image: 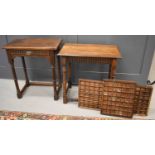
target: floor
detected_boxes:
[0,79,155,119]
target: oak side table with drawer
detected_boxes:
[58,43,122,103]
[3,38,63,100]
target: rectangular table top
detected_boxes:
[3,38,62,51]
[58,43,122,58]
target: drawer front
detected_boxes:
[10,50,50,57]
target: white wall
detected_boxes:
[148,50,155,82]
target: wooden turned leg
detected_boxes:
[62,57,67,103]
[21,57,29,85]
[50,54,58,100]
[109,59,117,79]
[68,62,72,88]
[57,56,61,87]
[9,59,22,98]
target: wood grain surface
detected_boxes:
[3,38,62,51]
[58,43,122,58]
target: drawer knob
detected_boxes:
[26,51,32,55]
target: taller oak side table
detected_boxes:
[3,38,63,100]
[58,43,122,103]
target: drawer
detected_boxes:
[10,50,50,57]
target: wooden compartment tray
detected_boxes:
[79,79,103,109]
[100,80,136,118]
[78,79,153,118]
[134,85,153,116]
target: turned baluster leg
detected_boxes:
[57,55,61,87]
[109,59,117,79]
[50,53,58,100]
[21,57,29,85]
[62,57,67,103]
[68,62,72,88]
[9,58,22,98]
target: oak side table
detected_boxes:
[3,38,63,100]
[58,43,122,103]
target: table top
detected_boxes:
[58,43,122,58]
[3,38,62,51]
